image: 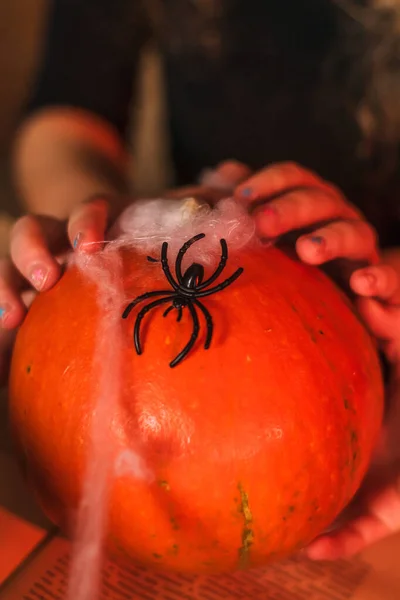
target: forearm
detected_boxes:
[12,107,131,220]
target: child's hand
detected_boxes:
[232,160,400,361]
[233,160,400,353]
[304,252,400,561]
[232,160,400,559]
[0,196,110,386]
[0,196,110,326]
[234,160,379,267]
[0,161,250,388]
[303,262,400,560]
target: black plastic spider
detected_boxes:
[122,233,244,368]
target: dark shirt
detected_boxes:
[27,0,400,246]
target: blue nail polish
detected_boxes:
[241,187,253,198]
[310,235,324,245]
[73,233,82,249]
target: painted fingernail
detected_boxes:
[73,232,83,250]
[240,187,254,198]
[30,265,49,290]
[0,305,10,326]
[310,235,325,245]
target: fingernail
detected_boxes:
[0,304,10,326]
[30,265,49,290]
[310,235,325,245]
[73,232,83,250]
[240,187,254,198]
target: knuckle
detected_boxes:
[321,183,360,218]
[81,194,110,212]
[290,192,315,217]
[261,161,304,184]
[279,161,323,184]
[359,220,379,249]
[278,161,303,177]
[69,196,110,229]
[10,214,37,238]
[287,188,324,218]
[322,185,349,211]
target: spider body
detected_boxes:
[180,263,204,291]
[122,233,244,368]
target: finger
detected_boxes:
[253,188,359,240]
[67,196,109,254]
[296,220,379,266]
[351,264,400,304]
[356,297,400,341]
[0,259,27,329]
[199,160,252,191]
[163,185,230,205]
[10,216,63,292]
[304,513,391,560]
[304,481,400,560]
[235,161,331,205]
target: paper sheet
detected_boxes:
[1,522,400,599]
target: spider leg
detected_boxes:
[196,267,244,298]
[193,299,213,349]
[175,233,206,284]
[197,238,228,290]
[147,256,158,263]
[161,241,180,290]
[163,305,174,318]
[163,304,184,322]
[169,301,200,368]
[122,291,173,319]
[134,296,173,355]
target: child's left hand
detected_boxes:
[219,159,400,560]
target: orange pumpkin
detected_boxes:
[9,242,384,574]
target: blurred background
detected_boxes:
[0,0,47,255]
[0,0,171,258]
[0,1,46,529]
